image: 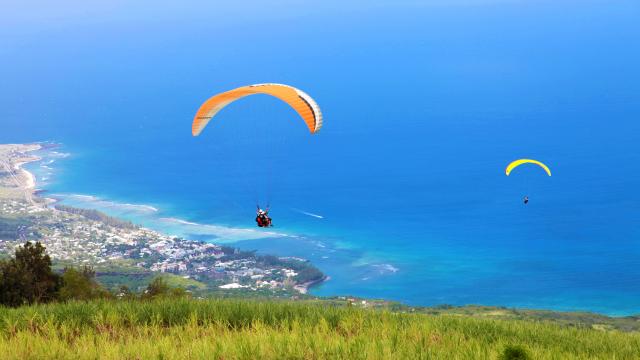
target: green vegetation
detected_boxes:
[0,216,38,240]
[158,273,208,290]
[259,254,325,284]
[1,239,640,358]
[414,304,640,332]
[217,249,325,285]
[79,263,155,294]
[499,344,531,360]
[2,192,639,357]
[0,242,60,306]
[58,266,111,301]
[0,242,193,307]
[54,204,137,229]
[0,217,23,240]
[0,298,638,359]
[140,277,190,299]
[1,202,326,297]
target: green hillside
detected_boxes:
[0,299,638,359]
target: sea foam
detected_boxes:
[52,192,287,243]
[55,193,159,213]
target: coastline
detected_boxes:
[0,143,42,204]
[4,143,635,316]
[15,161,37,190]
[9,144,41,187]
[294,276,330,294]
[1,142,327,294]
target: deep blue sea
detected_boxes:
[2,1,640,315]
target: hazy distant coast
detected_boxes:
[0,143,41,201]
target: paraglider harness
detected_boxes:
[256,206,272,227]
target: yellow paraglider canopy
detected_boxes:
[505,159,551,176]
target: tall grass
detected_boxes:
[0,299,638,359]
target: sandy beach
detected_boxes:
[15,161,37,189]
[0,144,42,202]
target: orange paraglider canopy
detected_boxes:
[192,83,322,136]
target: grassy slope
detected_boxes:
[0,299,638,359]
[418,305,640,333]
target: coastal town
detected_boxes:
[0,144,324,295]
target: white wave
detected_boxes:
[62,194,98,201]
[55,193,159,213]
[159,217,199,226]
[372,263,400,274]
[122,203,159,212]
[292,208,324,219]
[53,194,289,242]
[50,151,70,158]
[158,217,288,242]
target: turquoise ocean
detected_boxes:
[2,1,640,314]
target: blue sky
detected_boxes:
[5,1,629,31]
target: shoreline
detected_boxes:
[8,144,41,188]
[294,276,330,294]
[15,161,37,190]
[4,143,636,316]
[3,142,327,295]
[0,143,42,204]
[14,144,60,207]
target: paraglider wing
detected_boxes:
[192,83,322,136]
[505,159,552,176]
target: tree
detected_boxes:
[142,277,189,299]
[116,285,134,299]
[0,260,29,306]
[58,265,111,301]
[143,277,170,299]
[0,242,61,307]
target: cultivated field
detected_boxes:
[0,299,638,359]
